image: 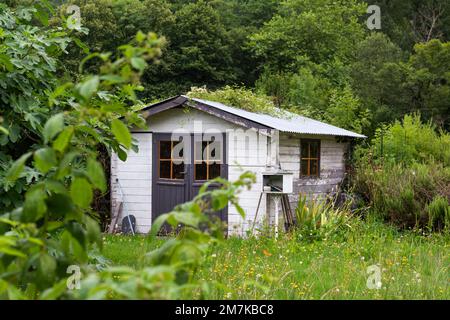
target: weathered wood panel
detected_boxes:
[279,133,349,213]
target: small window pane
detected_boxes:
[301,159,309,176]
[310,160,319,176]
[301,143,309,158]
[159,160,171,179]
[209,163,221,179]
[194,141,206,161]
[195,162,207,180]
[310,142,319,158]
[173,163,185,179]
[160,141,171,159]
[209,141,222,162]
[172,141,184,160]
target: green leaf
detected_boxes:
[70,178,93,209]
[49,82,72,107]
[7,285,26,300]
[43,113,64,143]
[86,158,106,192]
[46,193,76,219]
[56,151,79,179]
[131,57,147,72]
[72,36,89,54]
[211,190,229,210]
[135,30,146,43]
[34,148,57,174]
[100,75,126,84]
[6,152,32,182]
[149,214,168,237]
[61,230,85,260]
[0,125,8,135]
[39,253,56,277]
[0,54,14,72]
[53,126,74,152]
[77,76,99,100]
[40,280,67,300]
[33,3,49,26]
[168,211,200,228]
[234,202,246,218]
[23,186,47,222]
[46,221,64,232]
[0,246,26,258]
[111,119,131,149]
[117,147,128,161]
[85,215,101,247]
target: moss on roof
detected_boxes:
[186,86,292,118]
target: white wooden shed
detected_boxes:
[110,95,365,235]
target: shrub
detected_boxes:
[357,114,450,166]
[427,196,450,232]
[353,161,450,230]
[294,194,355,241]
[353,114,450,231]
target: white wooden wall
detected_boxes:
[111,133,152,233]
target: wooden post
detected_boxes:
[273,195,280,240]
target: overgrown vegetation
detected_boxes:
[294,194,355,241]
[46,0,450,134]
[187,86,291,118]
[354,115,450,231]
[102,221,449,299]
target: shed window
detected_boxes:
[194,140,222,181]
[300,140,320,177]
[159,140,184,180]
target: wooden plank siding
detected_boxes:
[279,132,349,212]
[111,133,152,233]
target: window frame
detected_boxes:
[300,139,321,178]
[158,140,185,181]
[194,140,222,182]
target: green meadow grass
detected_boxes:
[102,220,449,299]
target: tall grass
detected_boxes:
[102,221,449,299]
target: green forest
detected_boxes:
[0,0,449,300]
[55,0,450,135]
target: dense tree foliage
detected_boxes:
[46,0,450,133]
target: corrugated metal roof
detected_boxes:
[186,96,366,138]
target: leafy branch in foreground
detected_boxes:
[0,2,165,298]
[0,2,256,300]
[69,172,255,300]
